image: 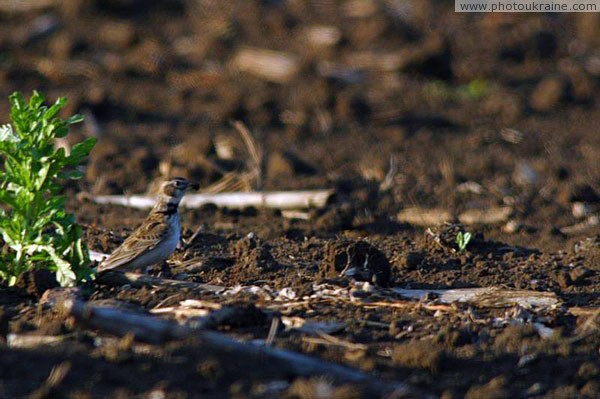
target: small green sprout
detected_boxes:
[0,91,96,287]
[455,231,472,252]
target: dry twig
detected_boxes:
[85,190,334,210]
[57,298,425,397]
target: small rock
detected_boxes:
[465,376,509,399]
[40,287,80,308]
[15,269,59,298]
[502,220,521,234]
[557,270,572,289]
[513,161,539,186]
[388,320,406,336]
[569,267,590,285]
[232,47,300,84]
[391,340,445,373]
[572,202,592,218]
[580,381,600,398]
[570,184,600,203]
[314,204,355,232]
[530,76,566,112]
[577,362,599,379]
[304,25,342,48]
[395,252,423,271]
[267,151,294,180]
[98,21,136,50]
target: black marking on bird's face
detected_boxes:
[161,178,199,198]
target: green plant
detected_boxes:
[0,91,96,286]
[455,231,472,252]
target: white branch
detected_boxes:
[85,190,333,210]
[392,287,560,309]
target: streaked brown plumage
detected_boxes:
[97,177,199,272]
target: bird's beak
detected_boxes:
[186,181,200,191]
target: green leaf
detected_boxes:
[0,91,95,286]
[25,244,76,287]
[28,91,45,109]
[66,114,84,125]
[35,162,52,190]
[43,98,66,120]
[58,170,84,180]
[66,137,97,165]
[54,125,68,138]
[0,124,18,143]
[9,92,25,112]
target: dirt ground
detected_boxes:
[1,1,600,398]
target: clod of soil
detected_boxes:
[233,234,279,274]
[529,76,566,112]
[313,203,356,232]
[464,376,510,399]
[320,240,391,286]
[393,251,425,271]
[391,340,445,373]
[284,378,363,399]
[15,269,59,298]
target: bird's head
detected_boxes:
[160,177,200,205]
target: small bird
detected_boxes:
[97,177,199,273]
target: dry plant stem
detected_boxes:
[232,47,300,83]
[29,361,71,399]
[398,208,452,226]
[398,206,512,226]
[96,271,224,293]
[184,224,204,248]
[560,215,599,235]
[392,287,560,309]
[186,306,254,329]
[85,190,333,210]
[59,298,190,344]
[568,307,600,316]
[265,317,279,346]
[96,270,560,311]
[58,298,425,398]
[7,333,67,348]
[0,0,55,13]
[359,301,454,312]
[308,331,368,351]
[231,120,263,186]
[203,120,263,193]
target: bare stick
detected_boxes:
[232,47,300,84]
[84,190,333,210]
[57,298,428,398]
[560,215,599,235]
[398,207,513,226]
[60,298,190,344]
[391,287,560,309]
[458,206,512,225]
[0,0,55,13]
[29,361,71,399]
[186,306,256,330]
[96,271,225,293]
[398,208,452,226]
[7,334,68,349]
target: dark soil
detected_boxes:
[1,2,600,398]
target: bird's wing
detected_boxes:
[97,216,170,272]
